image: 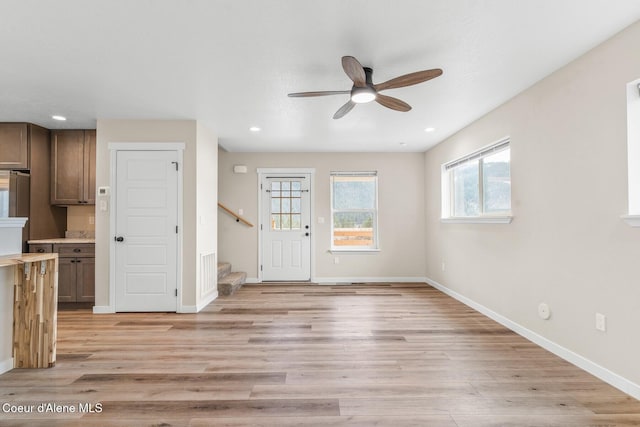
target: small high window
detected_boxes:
[330,172,378,250]
[442,138,511,222]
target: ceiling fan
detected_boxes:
[288,56,443,119]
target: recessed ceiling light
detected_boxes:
[249,126,261,132]
[424,127,435,132]
[52,115,67,121]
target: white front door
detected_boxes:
[261,173,311,281]
[114,150,178,312]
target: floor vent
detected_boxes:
[200,252,217,296]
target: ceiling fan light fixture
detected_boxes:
[350,87,376,103]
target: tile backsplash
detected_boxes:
[66,205,95,235]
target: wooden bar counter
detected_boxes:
[0,253,58,368]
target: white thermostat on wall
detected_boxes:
[98,186,110,196]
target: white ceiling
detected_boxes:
[1,1,639,152]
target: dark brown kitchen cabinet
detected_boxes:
[31,242,95,303]
[0,123,67,243]
[0,123,29,169]
[51,130,96,205]
[57,256,95,302]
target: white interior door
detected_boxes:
[261,174,311,281]
[114,150,178,312]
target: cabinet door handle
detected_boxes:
[73,248,81,253]
[37,248,45,253]
[76,259,82,263]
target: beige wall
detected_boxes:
[95,120,216,311]
[218,151,426,281]
[424,21,640,386]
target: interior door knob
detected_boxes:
[115,236,125,242]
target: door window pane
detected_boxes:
[271,214,281,230]
[270,180,303,230]
[271,198,280,214]
[291,214,301,229]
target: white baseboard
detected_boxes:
[426,276,640,400]
[0,357,13,374]
[92,305,114,314]
[315,276,428,284]
[194,291,218,312]
[249,277,427,284]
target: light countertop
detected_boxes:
[28,238,95,244]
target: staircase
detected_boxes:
[217,262,247,296]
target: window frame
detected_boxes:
[441,137,513,224]
[623,78,640,227]
[330,171,380,251]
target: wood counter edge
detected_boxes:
[0,253,58,268]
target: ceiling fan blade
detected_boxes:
[374,68,443,92]
[333,101,356,119]
[288,90,350,97]
[342,56,367,87]
[375,94,411,112]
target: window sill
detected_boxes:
[329,248,381,253]
[441,216,513,224]
[621,215,640,227]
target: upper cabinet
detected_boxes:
[0,123,67,240]
[51,130,96,205]
[0,123,29,169]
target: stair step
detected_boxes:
[217,262,231,281]
[218,271,247,296]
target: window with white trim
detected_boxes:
[442,139,511,220]
[330,172,378,250]
[623,78,640,227]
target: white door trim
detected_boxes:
[257,168,315,283]
[108,142,185,312]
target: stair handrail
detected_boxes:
[218,202,254,227]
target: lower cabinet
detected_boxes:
[58,256,95,302]
[29,242,95,303]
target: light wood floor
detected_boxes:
[1,283,639,426]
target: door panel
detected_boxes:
[57,257,76,302]
[262,174,311,281]
[115,150,178,312]
[76,257,95,302]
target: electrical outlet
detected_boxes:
[89,216,95,225]
[334,257,339,265]
[595,313,606,332]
